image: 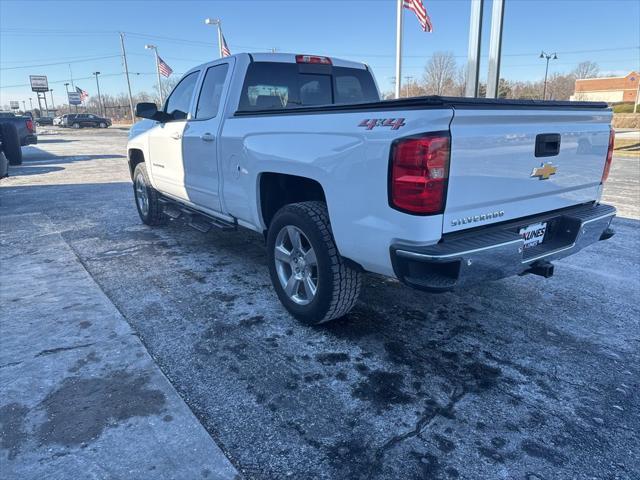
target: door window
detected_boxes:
[195,64,229,119]
[165,71,200,120]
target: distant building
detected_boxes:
[571,71,639,103]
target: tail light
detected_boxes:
[295,55,332,65]
[390,132,451,215]
[602,128,615,183]
[26,119,34,132]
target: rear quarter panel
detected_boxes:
[220,108,453,276]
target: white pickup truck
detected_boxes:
[128,53,616,325]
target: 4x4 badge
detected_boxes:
[531,162,557,180]
[358,118,406,130]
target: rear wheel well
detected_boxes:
[128,149,144,179]
[260,173,326,229]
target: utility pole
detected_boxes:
[93,71,103,116]
[539,51,558,100]
[145,44,164,105]
[486,0,505,98]
[22,101,26,111]
[49,89,55,112]
[465,0,484,97]
[394,0,403,99]
[634,77,640,114]
[120,32,136,124]
[29,98,33,110]
[403,76,413,98]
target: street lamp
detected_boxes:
[145,44,164,106]
[204,18,224,59]
[93,72,104,117]
[539,51,558,100]
[29,98,33,110]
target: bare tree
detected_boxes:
[423,52,458,95]
[573,61,600,79]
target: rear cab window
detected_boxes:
[238,61,379,111]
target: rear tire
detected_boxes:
[99,122,107,128]
[267,201,361,325]
[133,162,165,226]
[0,123,22,166]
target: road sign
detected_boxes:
[9,101,19,110]
[29,75,49,92]
[68,92,82,105]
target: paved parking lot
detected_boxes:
[1,128,639,479]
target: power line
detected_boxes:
[0,55,122,71]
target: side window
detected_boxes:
[165,71,200,120]
[195,64,229,119]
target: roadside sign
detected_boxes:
[29,75,49,92]
[68,92,82,105]
[9,101,19,110]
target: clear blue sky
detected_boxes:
[1,0,639,107]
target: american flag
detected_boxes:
[221,34,231,57]
[75,86,89,101]
[157,56,173,77]
[403,0,433,32]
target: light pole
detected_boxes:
[539,51,558,100]
[29,98,33,110]
[145,44,164,105]
[49,89,55,112]
[93,72,104,117]
[22,101,26,111]
[204,18,224,58]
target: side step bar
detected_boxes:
[158,197,236,232]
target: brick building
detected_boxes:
[571,71,639,103]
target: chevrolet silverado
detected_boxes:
[127,53,616,325]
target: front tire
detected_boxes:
[99,122,107,128]
[72,123,80,129]
[267,201,361,325]
[133,163,165,226]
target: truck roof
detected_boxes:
[188,52,368,74]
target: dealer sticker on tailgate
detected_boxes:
[519,222,547,249]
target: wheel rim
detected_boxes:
[274,225,318,306]
[135,174,149,217]
[100,123,106,128]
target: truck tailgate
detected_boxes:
[444,107,612,233]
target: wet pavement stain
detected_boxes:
[0,403,29,460]
[37,370,166,447]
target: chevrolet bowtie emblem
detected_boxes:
[531,162,557,180]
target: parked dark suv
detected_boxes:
[62,113,112,129]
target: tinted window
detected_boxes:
[195,64,229,119]
[165,71,200,119]
[300,74,332,105]
[239,62,379,111]
[334,70,379,104]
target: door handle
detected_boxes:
[170,132,182,140]
[201,133,215,142]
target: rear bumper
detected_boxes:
[22,134,37,146]
[390,203,616,292]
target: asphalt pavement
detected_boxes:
[1,128,638,480]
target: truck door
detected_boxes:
[181,62,231,213]
[147,70,200,200]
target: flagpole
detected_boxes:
[395,0,403,99]
[217,22,224,59]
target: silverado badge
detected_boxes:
[530,162,557,180]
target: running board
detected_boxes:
[158,197,236,232]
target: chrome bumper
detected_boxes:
[390,203,616,292]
